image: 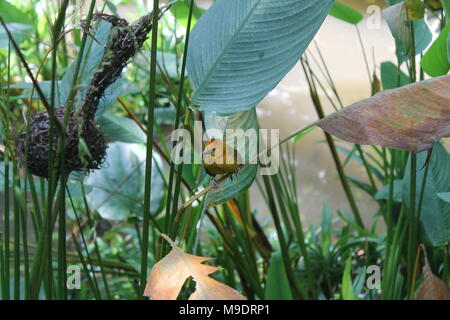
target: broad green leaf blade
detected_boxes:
[0,0,33,25]
[443,0,450,17]
[329,2,363,25]
[170,1,204,28]
[317,75,450,152]
[403,143,450,246]
[380,61,410,89]
[411,19,433,55]
[375,180,403,202]
[205,109,259,206]
[97,112,146,144]
[6,81,58,100]
[384,3,432,62]
[383,3,408,55]
[85,142,164,220]
[421,23,450,77]
[437,192,450,203]
[342,256,356,300]
[265,253,293,300]
[187,0,334,115]
[0,22,33,49]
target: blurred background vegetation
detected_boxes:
[0,0,449,300]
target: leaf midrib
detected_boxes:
[192,0,263,103]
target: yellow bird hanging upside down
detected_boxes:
[202,138,241,186]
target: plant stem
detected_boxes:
[161,0,195,256]
[79,184,112,299]
[406,153,417,297]
[262,175,304,299]
[140,0,160,296]
[2,145,10,301]
[300,60,365,229]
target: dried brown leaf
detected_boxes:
[416,248,450,300]
[143,234,246,300]
[425,0,443,10]
[317,75,450,152]
[405,0,425,20]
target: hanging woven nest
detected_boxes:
[17,106,107,178]
[17,9,168,178]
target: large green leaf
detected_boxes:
[97,112,146,144]
[6,81,57,100]
[0,0,34,50]
[443,0,450,17]
[403,143,450,247]
[187,0,334,115]
[265,253,293,300]
[437,192,450,203]
[421,22,450,77]
[0,22,33,49]
[85,142,164,220]
[380,61,410,90]
[329,1,363,25]
[204,109,259,206]
[317,75,450,152]
[169,0,205,28]
[383,2,432,62]
[375,180,403,202]
[0,0,33,25]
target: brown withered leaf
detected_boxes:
[405,0,425,20]
[425,0,443,10]
[143,234,246,300]
[317,75,450,152]
[416,246,450,300]
[371,71,381,96]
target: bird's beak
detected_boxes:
[203,149,212,156]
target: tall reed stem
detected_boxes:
[140,0,161,296]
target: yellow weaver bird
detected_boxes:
[202,138,241,184]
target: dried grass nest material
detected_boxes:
[17,9,168,178]
[17,106,107,178]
